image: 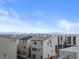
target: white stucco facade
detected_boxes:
[17,36,32,58]
[0,36,17,59]
[31,35,58,59]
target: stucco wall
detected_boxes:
[31,40,43,59]
[0,37,17,59]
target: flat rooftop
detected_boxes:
[31,35,51,41]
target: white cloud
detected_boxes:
[36,21,46,28]
[0,0,15,2]
[58,19,79,30]
[1,8,79,33]
[0,9,9,15]
[6,0,15,2]
[0,0,15,4]
[3,8,79,33]
[0,8,53,33]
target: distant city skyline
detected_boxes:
[0,0,79,33]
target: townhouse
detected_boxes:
[58,34,79,59]
[17,35,33,59]
[31,34,58,59]
[0,34,19,59]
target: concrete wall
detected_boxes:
[27,39,31,58]
[43,39,52,59]
[77,53,79,59]
[76,35,79,46]
[0,37,17,59]
[18,39,32,58]
[31,40,43,59]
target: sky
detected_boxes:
[0,0,79,33]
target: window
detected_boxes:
[73,36,76,44]
[58,36,59,40]
[23,46,26,49]
[59,36,63,44]
[41,56,43,59]
[17,50,20,54]
[48,55,49,58]
[32,48,37,51]
[4,53,7,57]
[60,37,63,41]
[55,45,58,54]
[50,40,52,44]
[32,54,35,59]
[55,45,59,57]
[67,36,71,44]
[41,42,43,45]
[34,41,37,44]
